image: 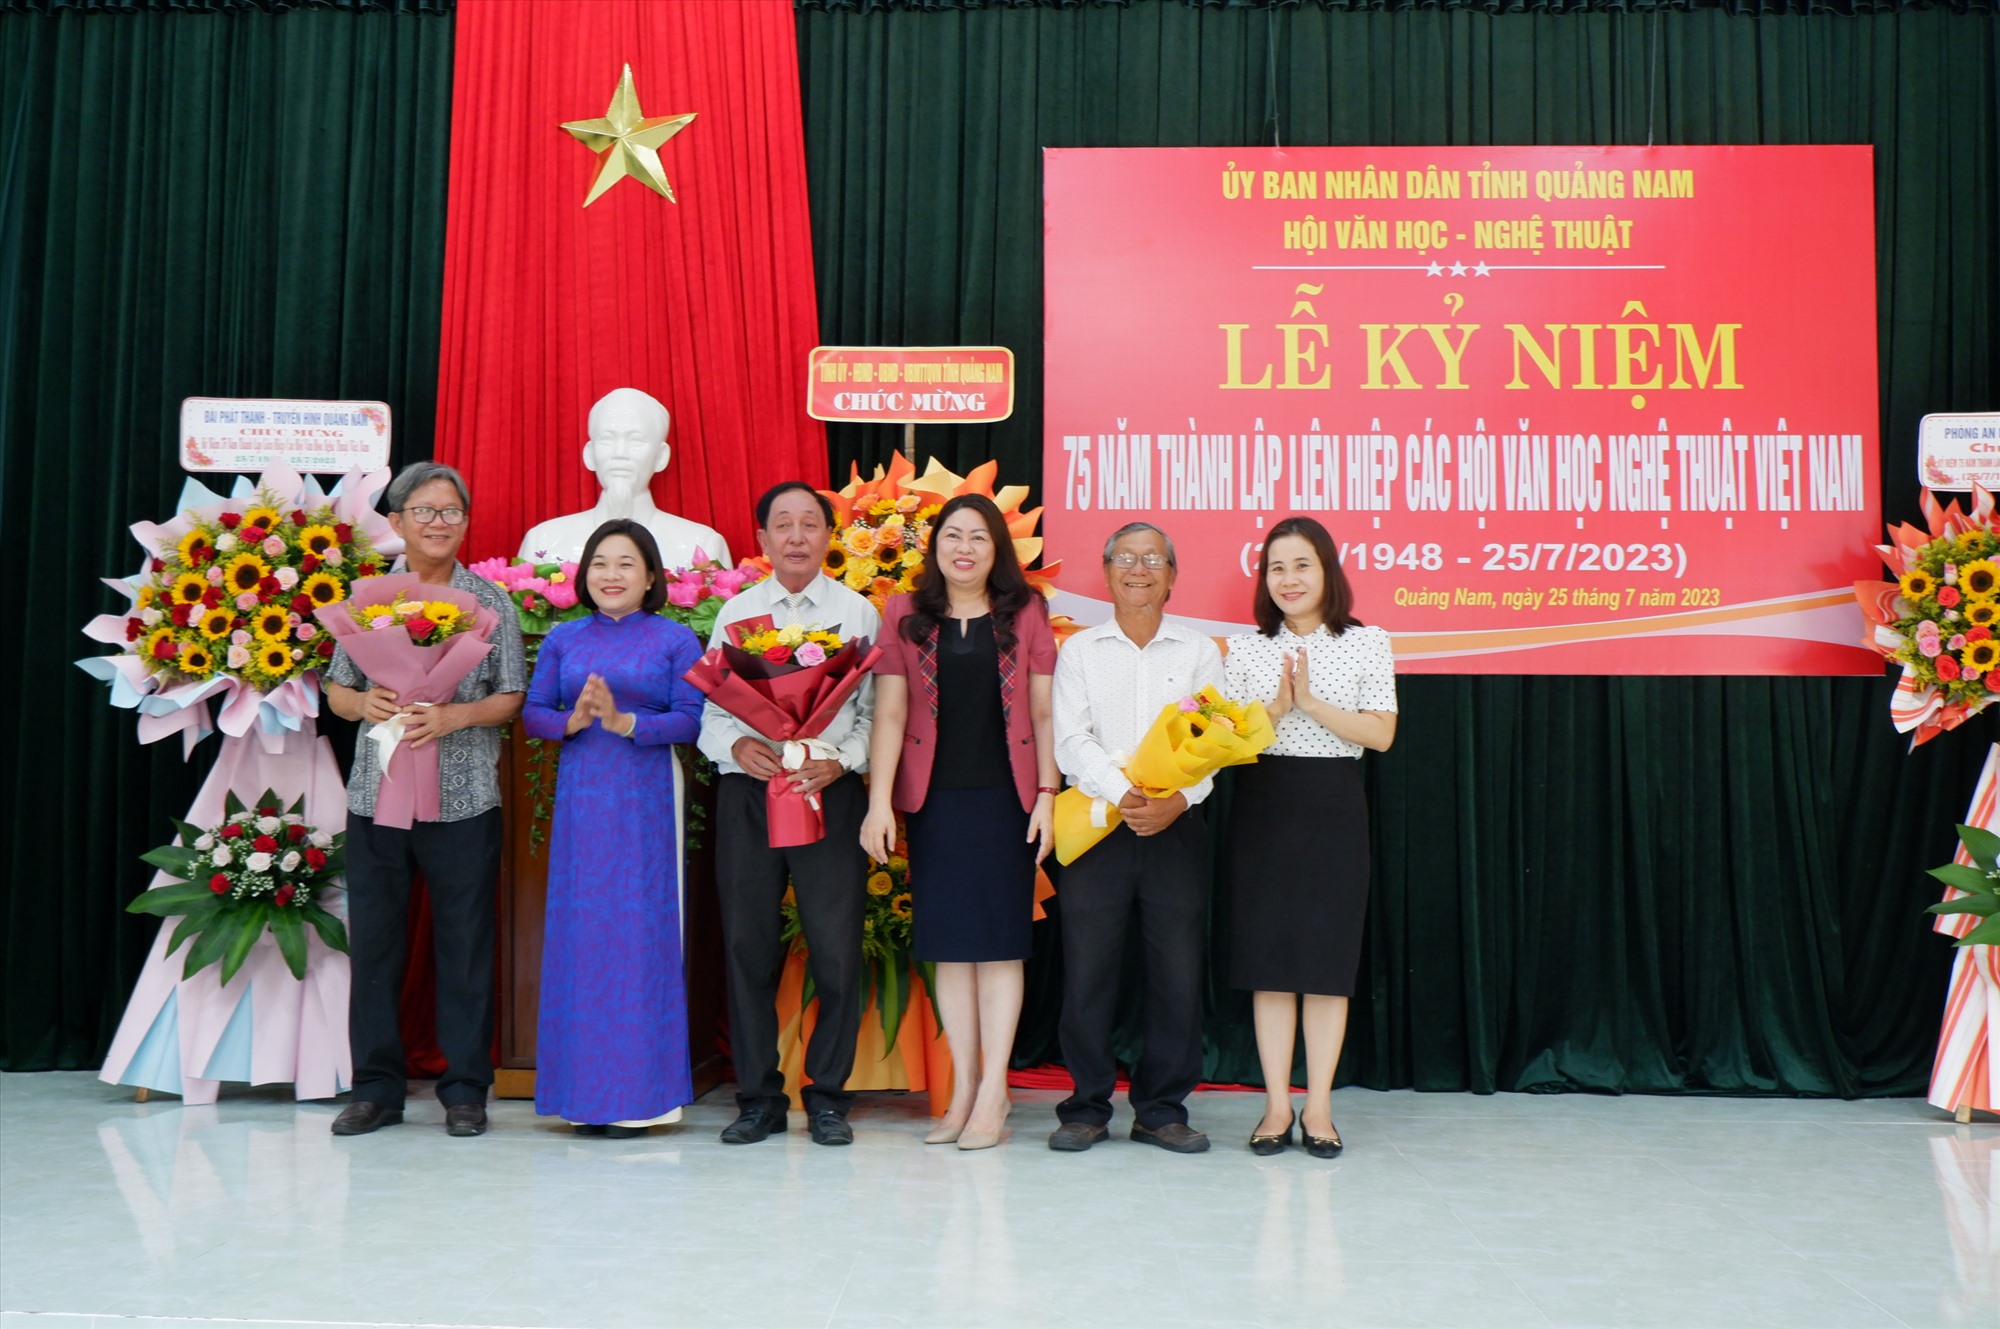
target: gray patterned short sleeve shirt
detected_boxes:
[324,563,528,823]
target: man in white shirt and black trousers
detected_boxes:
[1049,521,1226,1153]
[698,481,879,1146]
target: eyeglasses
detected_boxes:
[1108,552,1170,569]
[400,506,466,526]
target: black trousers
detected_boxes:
[1056,811,1209,1130]
[715,772,868,1116]
[343,809,501,1109]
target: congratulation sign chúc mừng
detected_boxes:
[807,347,1015,424]
[1918,413,2000,493]
[1042,147,1883,675]
[180,398,393,474]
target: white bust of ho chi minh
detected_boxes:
[517,387,732,569]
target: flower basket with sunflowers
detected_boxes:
[779,845,931,1049]
[1855,485,2000,746]
[79,467,400,752]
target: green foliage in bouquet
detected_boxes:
[129,789,349,983]
[1927,823,2000,948]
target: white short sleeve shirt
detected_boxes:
[1223,623,1398,759]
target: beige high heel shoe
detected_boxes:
[925,1119,966,1145]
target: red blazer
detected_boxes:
[875,594,1058,814]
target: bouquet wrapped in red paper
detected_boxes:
[684,614,882,847]
[314,572,498,828]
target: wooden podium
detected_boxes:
[491,728,728,1100]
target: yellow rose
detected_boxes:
[867,871,894,896]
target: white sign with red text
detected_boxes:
[179,398,392,473]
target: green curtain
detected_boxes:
[797,0,2000,1093]
[0,3,452,1069]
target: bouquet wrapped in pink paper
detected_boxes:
[684,614,881,847]
[314,573,498,828]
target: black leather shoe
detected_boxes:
[1132,1121,1211,1154]
[719,1108,787,1145]
[1249,1111,1296,1156]
[1047,1121,1110,1152]
[808,1110,853,1146]
[603,1124,646,1139]
[330,1101,403,1136]
[444,1103,488,1137]
[574,1124,607,1136]
[1303,1122,1344,1159]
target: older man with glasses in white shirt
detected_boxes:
[1048,522,1224,1154]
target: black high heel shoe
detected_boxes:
[1303,1119,1343,1159]
[1248,1110,1296,1156]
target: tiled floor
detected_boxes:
[0,1072,1992,1328]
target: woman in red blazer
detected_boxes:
[862,494,1059,1150]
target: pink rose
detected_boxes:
[296,622,317,640]
[235,592,259,611]
[795,641,827,667]
[207,566,226,584]
[1177,696,1201,712]
[1949,635,1967,652]
[274,567,300,590]
[667,581,700,608]
[370,615,398,631]
[1919,635,1944,659]
[231,630,252,646]
[227,645,251,669]
[261,535,286,557]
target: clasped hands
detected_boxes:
[566,674,634,737]
[1265,649,1317,722]
[1119,785,1188,837]
[731,736,841,799]
[356,686,462,749]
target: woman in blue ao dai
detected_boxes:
[522,520,705,1135]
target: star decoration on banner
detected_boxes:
[560,64,696,207]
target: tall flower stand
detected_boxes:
[773,951,952,1115]
[1933,743,2000,1123]
[98,721,352,1104]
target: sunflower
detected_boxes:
[141,626,178,664]
[889,892,913,921]
[1899,568,1938,601]
[180,642,217,677]
[197,606,235,640]
[1961,560,2000,599]
[422,602,462,631]
[867,871,894,897]
[868,498,898,518]
[296,523,340,557]
[257,642,296,677]
[223,553,271,595]
[300,572,345,606]
[823,545,848,574]
[176,529,215,565]
[1965,640,2000,673]
[251,605,292,641]
[135,584,156,608]
[170,572,209,606]
[1966,598,2000,629]
[241,505,283,533]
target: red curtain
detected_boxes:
[433,0,826,565]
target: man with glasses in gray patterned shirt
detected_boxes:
[323,462,527,1139]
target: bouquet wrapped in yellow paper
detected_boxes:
[1053,685,1276,865]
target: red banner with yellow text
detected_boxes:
[1042,147,1881,673]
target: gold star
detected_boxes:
[560,64,696,207]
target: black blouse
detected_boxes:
[931,615,1013,791]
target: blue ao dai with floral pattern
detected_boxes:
[523,610,705,1124]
